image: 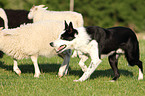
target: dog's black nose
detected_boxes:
[50,42,54,47]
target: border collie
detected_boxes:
[50,21,143,82]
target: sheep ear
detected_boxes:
[64,21,68,30]
[32,5,35,8]
[38,5,45,8]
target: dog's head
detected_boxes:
[50,21,78,54]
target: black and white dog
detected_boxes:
[50,21,143,82]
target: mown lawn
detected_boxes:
[0,40,145,96]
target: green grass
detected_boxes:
[0,40,145,96]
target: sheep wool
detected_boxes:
[28,5,84,28]
[0,21,64,60]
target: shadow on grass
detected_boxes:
[69,69,134,79]
[0,61,60,74]
[0,61,133,79]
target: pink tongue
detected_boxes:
[58,45,65,51]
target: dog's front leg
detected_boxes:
[74,59,101,82]
[71,50,78,58]
[58,49,72,77]
[74,40,102,82]
[79,55,88,72]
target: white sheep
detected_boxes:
[28,5,84,28]
[28,5,84,57]
[0,20,71,77]
[0,8,33,58]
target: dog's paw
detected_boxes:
[34,73,40,78]
[73,79,82,82]
[58,74,63,78]
[138,75,143,80]
[109,80,115,82]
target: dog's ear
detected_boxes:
[69,22,73,29]
[64,21,68,30]
[68,22,74,33]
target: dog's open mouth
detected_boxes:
[56,44,67,53]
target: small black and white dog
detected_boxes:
[50,21,143,82]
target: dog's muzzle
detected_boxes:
[50,42,67,53]
[50,42,54,47]
[56,44,67,53]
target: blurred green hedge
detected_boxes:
[0,0,145,32]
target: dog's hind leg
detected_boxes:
[108,53,120,82]
[125,52,143,80]
[58,49,72,77]
[127,59,143,80]
[137,61,143,80]
[124,40,143,80]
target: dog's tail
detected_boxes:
[0,8,8,29]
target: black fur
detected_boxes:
[61,21,78,41]
[57,22,143,81]
[85,26,143,80]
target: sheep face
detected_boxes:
[28,5,48,20]
[28,5,36,19]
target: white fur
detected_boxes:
[28,5,84,58]
[28,5,84,28]
[101,48,124,59]
[52,26,143,82]
[52,27,91,53]
[138,68,143,80]
[0,8,8,29]
[74,40,102,82]
[0,21,71,77]
[78,55,88,72]
[13,59,21,75]
[52,27,102,81]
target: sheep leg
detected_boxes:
[13,59,21,76]
[31,55,40,78]
[58,49,72,77]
